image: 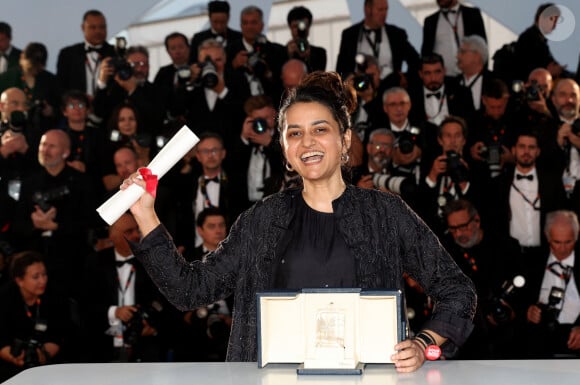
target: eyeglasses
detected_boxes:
[369,142,393,151]
[447,216,475,233]
[130,61,148,68]
[197,148,223,156]
[66,102,86,110]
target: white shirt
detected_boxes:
[0,46,13,74]
[539,251,580,324]
[107,251,137,326]
[509,168,541,247]
[247,147,270,202]
[84,42,104,97]
[433,4,464,76]
[194,174,221,246]
[423,85,449,126]
[242,39,264,96]
[204,86,229,111]
[357,25,393,80]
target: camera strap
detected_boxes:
[362,28,381,58]
[546,262,573,285]
[24,298,41,321]
[511,182,541,210]
[117,266,135,307]
[85,53,101,96]
[460,72,482,90]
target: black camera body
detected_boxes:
[525,80,541,102]
[197,56,218,88]
[11,338,41,368]
[0,111,27,134]
[353,53,372,92]
[32,185,71,212]
[109,37,133,81]
[247,35,268,77]
[539,286,565,332]
[176,65,192,86]
[396,127,421,154]
[486,275,525,325]
[572,119,580,136]
[444,150,469,183]
[252,118,268,134]
[296,19,309,53]
[123,301,163,347]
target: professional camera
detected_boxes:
[109,37,133,81]
[486,275,525,325]
[176,65,192,86]
[525,80,541,102]
[199,303,229,340]
[352,53,373,92]
[32,185,71,212]
[247,35,268,77]
[396,127,421,154]
[109,130,152,148]
[11,338,41,368]
[197,56,218,88]
[123,301,163,347]
[372,173,417,196]
[572,119,580,136]
[0,111,27,134]
[539,286,565,332]
[252,118,269,134]
[444,150,469,183]
[295,19,309,53]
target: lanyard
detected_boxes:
[362,28,381,58]
[461,72,482,90]
[511,182,540,210]
[441,9,461,47]
[117,267,135,307]
[85,53,101,95]
[425,90,446,121]
[24,298,41,320]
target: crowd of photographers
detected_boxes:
[0,0,579,379]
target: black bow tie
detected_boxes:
[363,27,381,36]
[86,46,103,54]
[427,92,442,99]
[116,258,136,268]
[205,176,219,184]
[442,8,457,14]
[516,173,533,181]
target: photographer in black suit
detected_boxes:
[56,10,115,97]
[0,22,21,75]
[285,6,327,72]
[335,0,420,86]
[189,1,242,63]
[421,0,486,76]
[522,210,580,358]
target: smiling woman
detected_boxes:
[123,71,476,373]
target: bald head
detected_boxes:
[551,78,580,120]
[0,88,28,121]
[528,67,553,97]
[281,59,308,89]
[38,129,71,174]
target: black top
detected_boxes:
[275,193,355,289]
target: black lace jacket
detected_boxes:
[132,185,476,361]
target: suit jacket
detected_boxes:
[486,166,569,245]
[82,248,164,362]
[335,22,420,79]
[421,5,487,56]
[153,64,180,119]
[190,27,243,63]
[515,25,555,81]
[408,76,475,124]
[56,42,115,93]
[3,46,21,73]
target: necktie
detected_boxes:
[205,176,219,184]
[116,258,136,268]
[516,173,533,181]
[427,92,442,99]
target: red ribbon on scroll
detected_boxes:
[138,168,158,198]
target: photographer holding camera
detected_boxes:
[522,210,580,358]
[230,95,283,209]
[174,38,245,152]
[0,251,66,382]
[83,213,170,362]
[93,45,162,136]
[285,6,327,72]
[10,130,96,300]
[226,6,286,101]
[419,116,477,237]
[443,199,523,358]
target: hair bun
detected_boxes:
[299,71,358,115]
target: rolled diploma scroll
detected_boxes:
[96,125,199,225]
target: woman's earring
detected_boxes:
[285,162,294,172]
[340,153,350,164]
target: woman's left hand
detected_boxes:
[391,339,425,373]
